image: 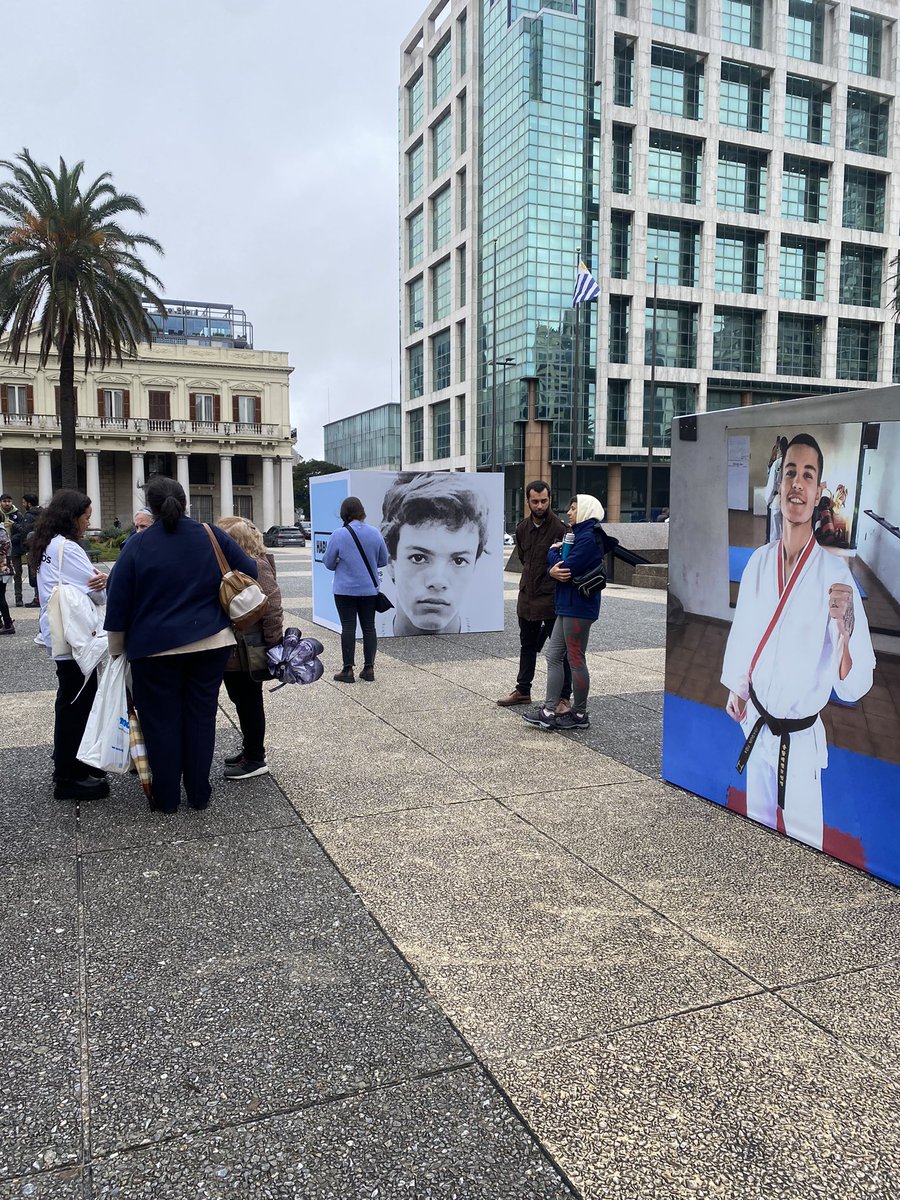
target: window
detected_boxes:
[780,236,826,300]
[614,36,634,107]
[235,395,258,425]
[457,169,467,230]
[610,211,632,278]
[407,141,424,201]
[148,390,170,423]
[648,132,702,204]
[457,93,467,154]
[407,209,424,267]
[609,296,631,364]
[840,245,883,307]
[719,62,769,132]
[643,382,696,448]
[787,0,824,63]
[408,408,424,462]
[615,0,628,13]
[894,336,900,384]
[431,186,451,251]
[717,145,767,214]
[432,330,451,391]
[777,314,824,376]
[432,36,451,105]
[849,11,883,77]
[715,227,765,294]
[407,71,424,133]
[408,344,424,399]
[457,248,466,306]
[432,258,451,321]
[233,495,253,521]
[612,125,633,194]
[721,0,762,47]
[846,89,889,156]
[836,320,880,380]
[432,399,451,458]
[4,383,28,416]
[646,218,701,287]
[843,167,886,232]
[193,393,215,423]
[457,319,466,381]
[652,0,696,33]
[781,155,829,222]
[457,396,466,455]
[607,380,628,448]
[712,307,762,372]
[408,277,424,333]
[457,13,467,75]
[650,45,704,120]
[432,113,452,178]
[644,302,698,368]
[102,388,125,421]
[784,76,831,144]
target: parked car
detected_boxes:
[503,532,515,547]
[263,525,307,548]
[297,520,311,538]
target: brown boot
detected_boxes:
[497,690,531,707]
[333,667,355,683]
[359,665,375,682]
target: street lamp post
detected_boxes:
[500,355,515,470]
[645,256,659,521]
[490,237,498,471]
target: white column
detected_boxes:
[85,452,101,529]
[219,454,234,517]
[279,456,295,525]
[131,452,144,516]
[176,454,191,512]
[261,456,275,530]
[38,451,53,506]
[0,449,4,496]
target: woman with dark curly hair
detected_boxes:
[29,489,109,800]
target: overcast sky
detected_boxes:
[11,0,428,459]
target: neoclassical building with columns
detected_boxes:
[0,300,295,529]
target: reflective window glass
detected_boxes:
[836,320,880,380]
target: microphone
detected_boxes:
[561,531,575,560]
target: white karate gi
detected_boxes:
[721,539,875,850]
[765,458,783,543]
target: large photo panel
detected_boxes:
[664,412,900,886]
[310,470,505,638]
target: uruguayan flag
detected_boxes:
[572,259,600,306]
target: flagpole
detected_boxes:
[490,237,498,471]
[645,256,659,520]
[571,293,581,503]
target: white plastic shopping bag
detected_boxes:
[77,656,131,774]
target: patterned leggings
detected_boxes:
[544,616,593,712]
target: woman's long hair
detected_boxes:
[216,515,265,558]
[144,475,186,532]
[28,490,91,576]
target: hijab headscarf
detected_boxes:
[572,493,605,525]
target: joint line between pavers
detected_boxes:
[74,815,94,1200]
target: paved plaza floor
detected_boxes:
[2,546,899,1199]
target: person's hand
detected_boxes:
[550,540,562,551]
[726,691,747,722]
[87,570,107,592]
[549,562,571,581]
[828,583,854,638]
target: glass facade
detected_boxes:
[432,258,451,321]
[645,302,698,368]
[614,37,634,107]
[407,72,424,133]
[715,227,765,293]
[432,330,452,391]
[652,0,696,34]
[612,125,633,193]
[432,36,452,105]
[432,185,452,250]
[408,408,424,461]
[836,320,880,380]
[324,404,401,471]
[407,209,424,267]
[777,314,824,375]
[846,89,890,155]
[779,236,826,300]
[646,218,701,287]
[721,0,762,48]
[650,45,704,120]
[781,155,829,222]
[607,379,628,447]
[407,141,424,201]
[716,145,767,213]
[609,295,630,363]
[712,307,762,371]
[408,344,424,399]
[610,211,632,278]
[785,76,831,143]
[408,276,424,333]
[647,131,702,203]
[843,167,886,232]
[848,10,882,77]
[431,398,451,457]
[643,382,696,448]
[839,244,883,307]
[720,62,769,131]
[787,0,825,63]
[432,113,452,177]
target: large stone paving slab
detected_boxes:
[0,747,76,865]
[89,1068,575,1199]
[83,826,469,1153]
[511,781,900,985]
[0,1168,83,1198]
[316,801,754,1059]
[497,993,900,1200]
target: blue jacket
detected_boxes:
[547,518,605,621]
[323,521,389,595]
[105,517,258,660]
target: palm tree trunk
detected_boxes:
[59,324,78,490]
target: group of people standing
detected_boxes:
[0,491,43,633]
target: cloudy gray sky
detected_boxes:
[11,0,427,459]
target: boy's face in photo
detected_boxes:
[780,443,823,529]
[390,519,480,631]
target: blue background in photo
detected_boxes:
[309,476,350,632]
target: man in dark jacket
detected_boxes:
[1,494,25,607]
[19,494,43,606]
[497,480,572,709]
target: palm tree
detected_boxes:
[0,149,165,488]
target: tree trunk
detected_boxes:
[59,324,78,489]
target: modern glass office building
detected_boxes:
[399,0,900,521]
[324,403,402,470]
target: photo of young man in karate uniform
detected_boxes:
[721,433,876,851]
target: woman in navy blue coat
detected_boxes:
[105,476,258,813]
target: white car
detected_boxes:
[503,532,515,547]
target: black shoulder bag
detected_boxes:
[344,524,394,613]
[571,525,609,598]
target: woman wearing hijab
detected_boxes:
[522,493,607,733]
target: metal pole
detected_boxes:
[490,237,498,471]
[645,256,659,521]
[501,357,514,467]
[571,306,581,502]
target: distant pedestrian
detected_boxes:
[20,494,43,605]
[324,496,389,683]
[0,523,14,634]
[1,493,24,606]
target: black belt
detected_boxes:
[735,682,819,809]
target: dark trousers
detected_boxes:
[11,556,23,603]
[517,615,571,699]
[130,647,231,812]
[54,659,99,783]
[0,578,10,627]
[222,670,266,762]
[334,593,378,669]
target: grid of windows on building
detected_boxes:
[715,227,765,293]
[408,277,424,333]
[650,45,704,120]
[409,343,424,399]
[720,62,769,131]
[846,90,890,156]
[777,314,824,375]
[721,0,762,47]
[432,186,451,251]
[652,0,696,34]
[609,296,630,363]
[612,125,633,193]
[647,132,702,203]
[843,167,886,231]
[787,0,825,63]
[717,145,767,213]
[607,379,628,447]
[712,307,762,372]
[840,244,883,307]
[408,209,424,266]
[432,36,452,105]
[432,112,452,177]
[407,72,424,133]
[610,211,632,277]
[431,399,451,458]
[779,236,826,300]
[785,76,831,144]
[408,408,424,461]
[432,329,451,391]
[848,10,882,77]
[644,382,696,448]
[837,320,880,380]
[432,258,451,321]
[781,156,829,221]
[614,37,634,106]
[645,302,698,369]
[647,218,701,287]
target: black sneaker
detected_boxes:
[54,777,110,801]
[224,751,244,766]
[224,757,269,780]
[555,710,590,731]
[522,707,558,731]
